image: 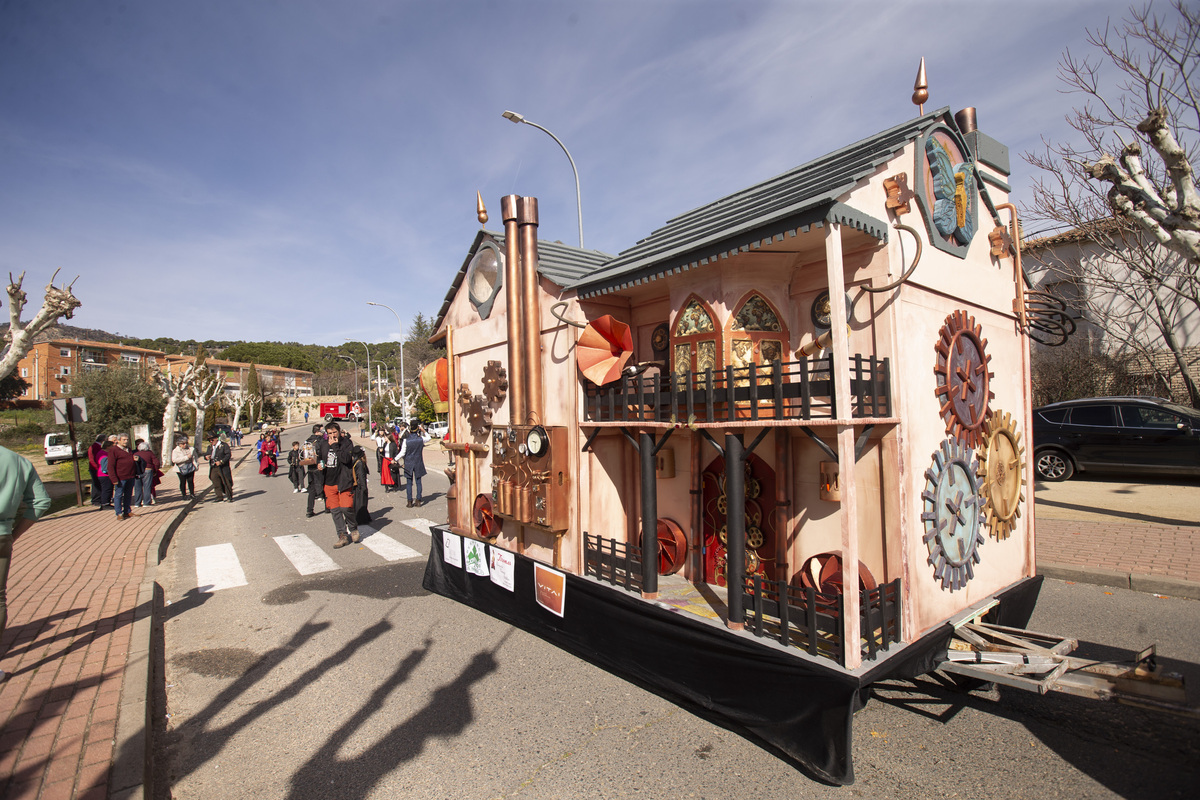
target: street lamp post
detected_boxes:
[502,110,584,249]
[346,340,373,432]
[339,355,359,403]
[366,302,407,424]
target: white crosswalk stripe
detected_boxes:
[196,543,248,593]
[274,533,341,575]
[403,518,437,536]
[356,524,423,561]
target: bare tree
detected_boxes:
[153,364,197,465]
[229,386,248,432]
[1027,1,1198,261]
[1025,1,1200,405]
[0,270,83,379]
[185,365,227,453]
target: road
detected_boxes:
[155,439,1200,799]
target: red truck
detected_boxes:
[319,400,364,422]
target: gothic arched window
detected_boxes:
[671,296,722,376]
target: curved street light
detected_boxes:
[345,339,373,432]
[366,302,408,424]
[338,354,359,402]
[502,110,584,249]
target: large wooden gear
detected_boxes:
[466,394,493,437]
[934,310,994,448]
[921,438,985,592]
[977,409,1025,540]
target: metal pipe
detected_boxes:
[640,431,659,598]
[519,196,544,425]
[725,431,746,631]
[502,195,525,425]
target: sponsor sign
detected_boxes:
[533,562,566,618]
[443,530,462,568]
[489,547,514,592]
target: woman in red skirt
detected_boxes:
[380,432,399,492]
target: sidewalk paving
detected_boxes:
[0,442,1197,798]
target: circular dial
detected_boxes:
[525,425,549,458]
[811,291,832,329]
[921,438,985,592]
[978,409,1025,540]
[934,310,994,448]
[651,324,670,353]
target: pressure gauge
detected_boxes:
[525,425,549,458]
[507,427,517,444]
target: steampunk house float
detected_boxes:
[423,106,1045,783]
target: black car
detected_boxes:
[1032,396,1200,481]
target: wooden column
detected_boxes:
[825,222,862,669]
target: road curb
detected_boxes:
[109,442,258,800]
[1037,562,1200,600]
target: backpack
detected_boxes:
[301,439,318,465]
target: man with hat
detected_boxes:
[205,431,234,502]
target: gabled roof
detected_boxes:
[568,108,955,299]
[432,229,611,337]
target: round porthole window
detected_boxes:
[467,242,504,319]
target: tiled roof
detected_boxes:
[567,108,954,298]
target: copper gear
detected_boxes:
[482,361,509,405]
[466,394,493,437]
[933,310,994,448]
[977,409,1025,540]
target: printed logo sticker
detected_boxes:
[533,562,566,618]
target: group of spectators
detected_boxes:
[86,434,164,520]
[371,421,428,508]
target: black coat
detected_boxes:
[353,457,371,525]
[316,436,356,492]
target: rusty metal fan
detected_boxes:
[793,552,877,597]
[657,518,688,575]
[473,494,502,539]
[576,314,634,385]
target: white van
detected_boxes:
[44,432,83,465]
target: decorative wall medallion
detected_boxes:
[978,409,1025,540]
[914,124,979,258]
[811,290,832,329]
[651,323,670,356]
[921,438,985,592]
[934,311,994,448]
[466,241,504,319]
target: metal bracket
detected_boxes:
[582,427,601,453]
[697,429,724,457]
[854,425,876,460]
[744,427,770,458]
[799,426,838,462]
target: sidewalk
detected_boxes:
[0,437,253,800]
[0,440,1197,798]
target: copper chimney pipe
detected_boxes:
[518,196,544,425]
[954,107,978,134]
[502,195,526,425]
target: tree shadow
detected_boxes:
[7,599,148,678]
[284,632,508,800]
[0,607,87,659]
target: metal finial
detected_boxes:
[912,57,928,115]
[477,191,488,225]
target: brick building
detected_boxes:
[163,355,314,397]
[13,339,167,401]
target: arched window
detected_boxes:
[728,293,788,387]
[671,296,722,376]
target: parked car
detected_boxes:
[1032,396,1200,481]
[44,432,83,465]
[426,421,449,439]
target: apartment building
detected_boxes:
[14,339,167,401]
[163,355,314,397]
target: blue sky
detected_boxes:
[0,0,1136,347]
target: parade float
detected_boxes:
[420,72,1187,784]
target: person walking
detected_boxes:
[259,435,278,476]
[304,410,309,424]
[109,434,138,520]
[352,445,371,526]
[86,434,106,506]
[315,422,360,548]
[0,444,52,680]
[95,434,117,509]
[373,426,388,474]
[133,441,160,507]
[398,420,427,508]
[205,432,234,502]
[171,437,198,499]
[287,441,305,493]
[379,432,399,493]
[303,424,324,518]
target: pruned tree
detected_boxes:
[245,363,263,426]
[153,364,196,463]
[1025,1,1200,406]
[184,347,227,453]
[0,270,83,380]
[229,385,248,432]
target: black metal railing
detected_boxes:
[584,533,643,592]
[583,356,890,424]
[742,575,902,665]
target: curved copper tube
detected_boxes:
[862,222,923,293]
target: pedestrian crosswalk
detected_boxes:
[194,524,427,593]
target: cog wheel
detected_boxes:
[977,409,1025,540]
[482,360,509,405]
[921,438,985,592]
[934,310,994,448]
[466,394,493,438]
[457,383,474,407]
